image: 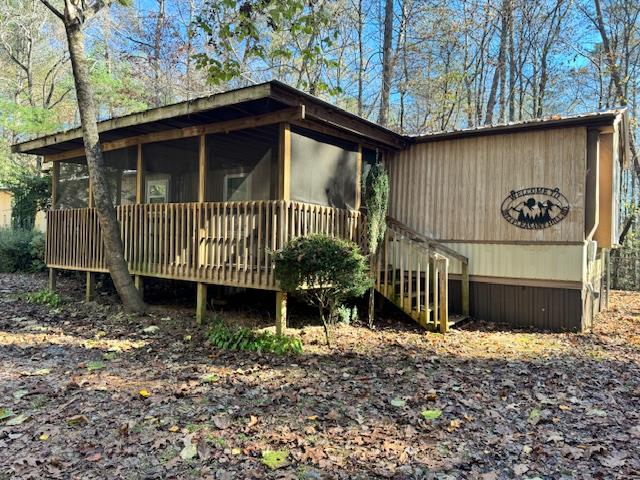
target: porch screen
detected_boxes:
[104,147,137,205]
[57,158,89,209]
[143,137,199,203]
[205,125,278,202]
[290,126,358,210]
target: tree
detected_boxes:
[274,235,371,347]
[364,161,389,328]
[378,0,394,126]
[39,0,145,312]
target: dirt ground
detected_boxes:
[0,272,638,479]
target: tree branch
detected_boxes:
[39,0,64,21]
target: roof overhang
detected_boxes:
[12,81,405,157]
[408,110,627,144]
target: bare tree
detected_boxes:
[39,0,146,312]
[378,0,394,126]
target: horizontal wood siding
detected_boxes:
[448,279,583,331]
[389,127,587,243]
[46,201,362,291]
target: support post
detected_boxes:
[438,258,449,333]
[278,123,291,200]
[86,271,95,302]
[276,291,287,335]
[196,283,207,324]
[355,144,362,210]
[135,143,144,291]
[134,275,144,299]
[461,260,470,316]
[48,268,57,292]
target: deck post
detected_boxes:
[461,260,470,316]
[278,123,291,200]
[134,142,144,292]
[438,257,449,333]
[275,291,287,335]
[134,275,144,299]
[48,268,57,292]
[196,283,207,324]
[85,271,96,302]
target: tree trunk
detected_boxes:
[357,0,364,117]
[485,0,510,125]
[65,21,146,313]
[378,0,394,127]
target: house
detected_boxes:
[12,81,630,332]
[0,188,47,231]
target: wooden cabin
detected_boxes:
[12,81,630,332]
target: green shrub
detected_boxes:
[0,228,46,272]
[208,321,302,355]
[274,234,372,346]
[336,304,358,325]
[24,290,64,308]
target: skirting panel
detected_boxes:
[449,280,583,332]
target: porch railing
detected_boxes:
[46,200,363,290]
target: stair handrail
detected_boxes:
[386,216,468,265]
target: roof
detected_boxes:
[12,80,404,156]
[409,109,628,143]
[11,81,628,157]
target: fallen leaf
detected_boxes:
[180,442,198,460]
[213,415,231,430]
[168,425,180,433]
[86,361,105,372]
[39,434,49,441]
[139,389,151,398]
[20,368,50,377]
[390,397,406,407]
[142,325,159,334]
[448,418,462,432]
[528,408,541,425]
[67,415,89,426]
[5,413,29,426]
[599,451,627,468]
[86,452,102,462]
[421,409,442,420]
[0,409,14,421]
[513,463,529,475]
[261,449,289,470]
[246,415,259,428]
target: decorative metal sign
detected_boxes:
[501,187,570,229]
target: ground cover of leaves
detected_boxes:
[0,273,638,479]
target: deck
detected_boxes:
[46,200,363,291]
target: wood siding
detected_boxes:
[388,127,587,243]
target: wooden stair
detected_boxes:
[374,217,470,333]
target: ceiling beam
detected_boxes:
[43,106,305,162]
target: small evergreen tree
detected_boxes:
[364,162,389,328]
[274,235,371,347]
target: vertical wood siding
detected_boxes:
[388,127,587,243]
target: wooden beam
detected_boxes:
[88,180,94,208]
[136,143,143,203]
[276,291,287,335]
[48,268,57,292]
[50,161,59,209]
[438,257,449,333]
[44,106,306,162]
[14,83,273,155]
[279,123,291,200]
[355,145,362,210]
[196,283,207,324]
[269,83,405,149]
[290,118,386,151]
[86,271,96,302]
[198,134,206,203]
[461,261,469,316]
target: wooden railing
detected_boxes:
[374,219,470,332]
[46,201,363,290]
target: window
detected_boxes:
[224,173,250,201]
[146,177,169,203]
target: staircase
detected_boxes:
[373,217,470,332]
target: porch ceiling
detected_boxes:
[12,81,405,157]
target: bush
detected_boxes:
[208,320,303,355]
[274,234,372,347]
[0,228,46,272]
